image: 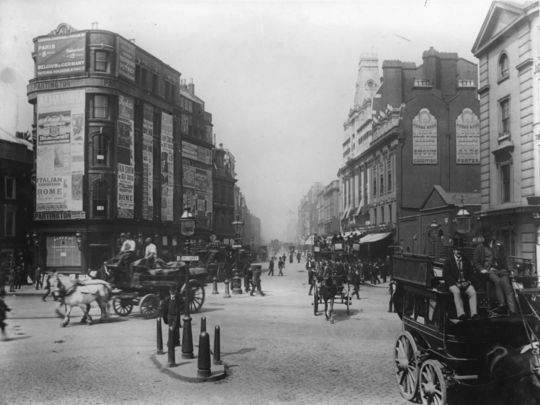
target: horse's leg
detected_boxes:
[81,304,92,325]
[62,304,71,327]
[80,303,91,323]
[329,298,335,324]
[324,298,329,320]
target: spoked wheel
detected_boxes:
[112,296,134,316]
[182,280,205,313]
[313,287,319,315]
[139,294,160,319]
[394,332,420,401]
[419,360,447,405]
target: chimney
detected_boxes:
[188,78,195,95]
[91,21,98,30]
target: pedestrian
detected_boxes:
[0,296,11,341]
[307,259,315,295]
[41,269,57,302]
[162,286,183,347]
[250,265,265,296]
[296,251,301,263]
[351,264,361,299]
[34,266,43,290]
[244,264,254,293]
[278,257,284,276]
[267,256,275,276]
[8,258,15,293]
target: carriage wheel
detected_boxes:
[394,332,420,401]
[112,297,133,316]
[139,294,160,319]
[182,280,205,313]
[419,360,447,405]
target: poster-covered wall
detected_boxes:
[117,95,134,218]
[412,108,438,165]
[161,112,174,221]
[36,90,85,220]
[142,104,154,220]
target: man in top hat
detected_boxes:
[443,237,478,321]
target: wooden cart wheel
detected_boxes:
[112,296,133,316]
[182,280,205,313]
[394,332,420,401]
[419,359,447,405]
[139,294,160,319]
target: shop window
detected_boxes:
[89,95,111,119]
[90,179,110,218]
[499,53,509,80]
[500,163,511,203]
[500,98,510,137]
[90,130,111,166]
[3,205,16,237]
[4,176,15,199]
[94,50,109,72]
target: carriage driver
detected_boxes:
[116,232,136,268]
[443,238,479,321]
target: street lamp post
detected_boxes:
[231,215,244,294]
[179,207,196,359]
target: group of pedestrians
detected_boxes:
[267,255,286,277]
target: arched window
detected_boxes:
[90,129,112,167]
[499,53,509,80]
[90,179,110,218]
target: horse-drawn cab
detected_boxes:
[392,253,540,404]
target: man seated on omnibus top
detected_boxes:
[443,238,479,321]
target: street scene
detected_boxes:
[2,0,540,404]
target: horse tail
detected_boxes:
[487,345,509,377]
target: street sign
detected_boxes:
[180,255,199,262]
[232,244,242,249]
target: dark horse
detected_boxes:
[317,276,338,322]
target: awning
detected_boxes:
[304,235,314,245]
[353,205,363,217]
[359,232,392,244]
[341,208,350,220]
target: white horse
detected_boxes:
[49,274,112,327]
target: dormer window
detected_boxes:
[499,53,509,80]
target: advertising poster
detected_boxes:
[456,108,480,164]
[142,104,154,220]
[182,141,212,165]
[36,90,85,218]
[117,37,135,82]
[412,108,438,164]
[117,95,134,218]
[36,33,86,77]
[161,112,174,221]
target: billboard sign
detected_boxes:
[413,108,438,165]
[456,108,480,164]
[36,33,86,77]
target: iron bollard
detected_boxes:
[167,326,175,367]
[174,317,181,347]
[213,325,221,365]
[181,315,194,359]
[224,279,231,298]
[212,277,219,294]
[156,315,164,355]
[201,316,206,333]
[197,331,212,378]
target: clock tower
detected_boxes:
[353,53,380,106]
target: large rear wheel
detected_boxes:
[419,359,447,405]
[394,332,420,401]
[182,280,205,313]
[112,296,134,316]
[139,294,160,319]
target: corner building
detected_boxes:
[27,23,205,272]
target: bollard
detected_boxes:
[213,325,221,365]
[156,315,164,355]
[212,277,219,294]
[200,316,206,333]
[174,317,181,347]
[223,279,231,298]
[167,326,175,367]
[181,315,194,359]
[197,331,212,378]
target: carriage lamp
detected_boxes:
[180,207,196,237]
[455,198,472,235]
[75,231,83,251]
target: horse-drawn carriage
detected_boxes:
[392,253,540,405]
[312,250,352,321]
[95,257,207,319]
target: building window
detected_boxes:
[89,95,111,119]
[3,205,16,237]
[90,179,110,218]
[380,206,384,223]
[387,157,392,192]
[500,163,511,203]
[388,204,392,223]
[372,168,377,197]
[500,98,510,137]
[499,53,509,80]
[4,176,15,199]
[94,50,109,72]
[90,130,111,166]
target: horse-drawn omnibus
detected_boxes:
[392,253,540,404]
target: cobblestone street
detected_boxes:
[0,259,412,405]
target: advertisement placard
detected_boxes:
[37,33,86,77]
[142,104,154,220]
[117,37,135,82]
[456,108,480,164]
[413,108,438,165]
[161,112,174,221]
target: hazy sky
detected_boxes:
[0,0,495,241]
